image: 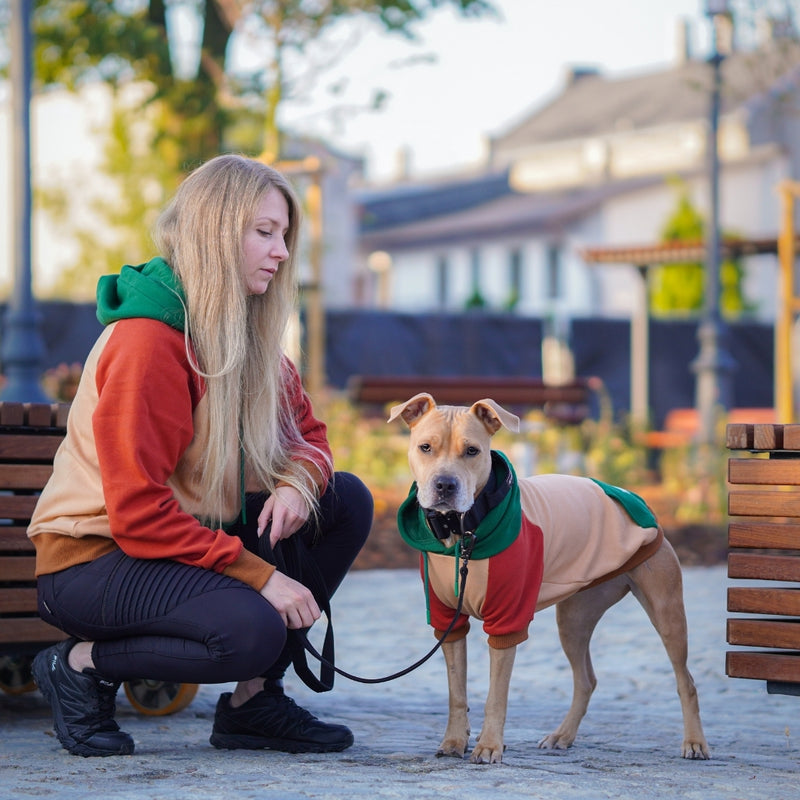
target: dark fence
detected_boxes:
[325,311,774,428]
[1,304,773,429]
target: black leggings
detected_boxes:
[36,472,372,685]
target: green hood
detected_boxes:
[96,257,187,332]
[398,450,521,560]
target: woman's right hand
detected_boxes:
[259,570,320,630]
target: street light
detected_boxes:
[3,0,49,402]
[691,0,736,444]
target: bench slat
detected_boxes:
[348,376,591,410]
[0,587,38,613]
[0,435,63,460]
[728,587,800,615]
[0,463,53,489]
[728,521,800,548]
[728,489,800,517]
[728,552,800,582]
[0,528,35,551]
[727,619,800,649]
[0,617,67,645]
[726,651,800,682]
[0,555,36,582]
[0,495,42,520]
[728,458,800,485]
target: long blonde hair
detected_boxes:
[153,154,329,524]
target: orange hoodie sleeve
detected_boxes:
[94,319,273,588]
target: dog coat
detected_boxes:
[399,452,662,649]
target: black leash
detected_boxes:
[260,527,476,691]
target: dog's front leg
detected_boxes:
[470,644,516,764]
[437,637,470,758]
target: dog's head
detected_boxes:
[388,393,520,514]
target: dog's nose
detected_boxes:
[435,477,458,498]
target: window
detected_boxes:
[436,254,448,308]
[508,248,523,309]
[546,244,562,301]
[466,248,485,309]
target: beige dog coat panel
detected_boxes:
[519,474,659,610]
[425,474,659,648]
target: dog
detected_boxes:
[388,393,709,764]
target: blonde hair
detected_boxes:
[153,153,329,524]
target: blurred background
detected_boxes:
[2,0,800,541]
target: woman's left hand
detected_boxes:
[257,486,309,547]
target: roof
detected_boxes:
[359,176,658,252]
[491,43,800,155]
[357,170,511,233]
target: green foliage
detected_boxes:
[650,180,755,318]
[39,89,181,299]
[2,0,498,296]
[464,287,486,309]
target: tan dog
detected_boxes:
[389,393,709,764]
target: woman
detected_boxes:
[28,154,373,758]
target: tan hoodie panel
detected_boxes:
[518,474,659,610]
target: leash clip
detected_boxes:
[459,529,477,562]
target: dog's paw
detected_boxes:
[682,739,711,760]
[537,732,574,751]
[436,746,466,759]
[436,738,468,759]
[469,741,504,764]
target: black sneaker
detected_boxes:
[209,685,354,753]
[32,639,134,757]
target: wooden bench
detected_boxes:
[347,375,594,424]
[0,402,70,659]
[645,407,777,449]
[0,400,201,713]
[726,421,800,696]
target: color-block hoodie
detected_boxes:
[399,453,662,649]
[27,258,333,592]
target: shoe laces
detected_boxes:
[84,672,122,729]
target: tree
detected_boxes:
[649,180,754,318]
[0,0,497,296]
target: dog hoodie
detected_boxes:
[399,452,661,649]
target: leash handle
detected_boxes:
[296,561,470,685]
[258,529,336,693]
[260,525,472,687]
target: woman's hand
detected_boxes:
[257,485,309,548]
[259,570,320,629]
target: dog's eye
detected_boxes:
[465,446,480,457]
[418,443,431,453]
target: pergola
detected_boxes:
[580,189,800,427]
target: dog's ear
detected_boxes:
[387,393,436,427]
[470,399,521,435]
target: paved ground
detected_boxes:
[2,565,798,800]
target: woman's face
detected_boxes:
[241,188,291,295]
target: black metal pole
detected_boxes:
[692,15,735,444]
[3,0,49,402]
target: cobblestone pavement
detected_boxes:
[2,565,798,800]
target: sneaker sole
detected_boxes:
[32,649,135,758]
[209,731,354,754]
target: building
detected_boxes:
[354,32,800,326]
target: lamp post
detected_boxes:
[691,0,736,444]
[3,0,48,402]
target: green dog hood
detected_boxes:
[397,450,522,560]
[96,257,187,332]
